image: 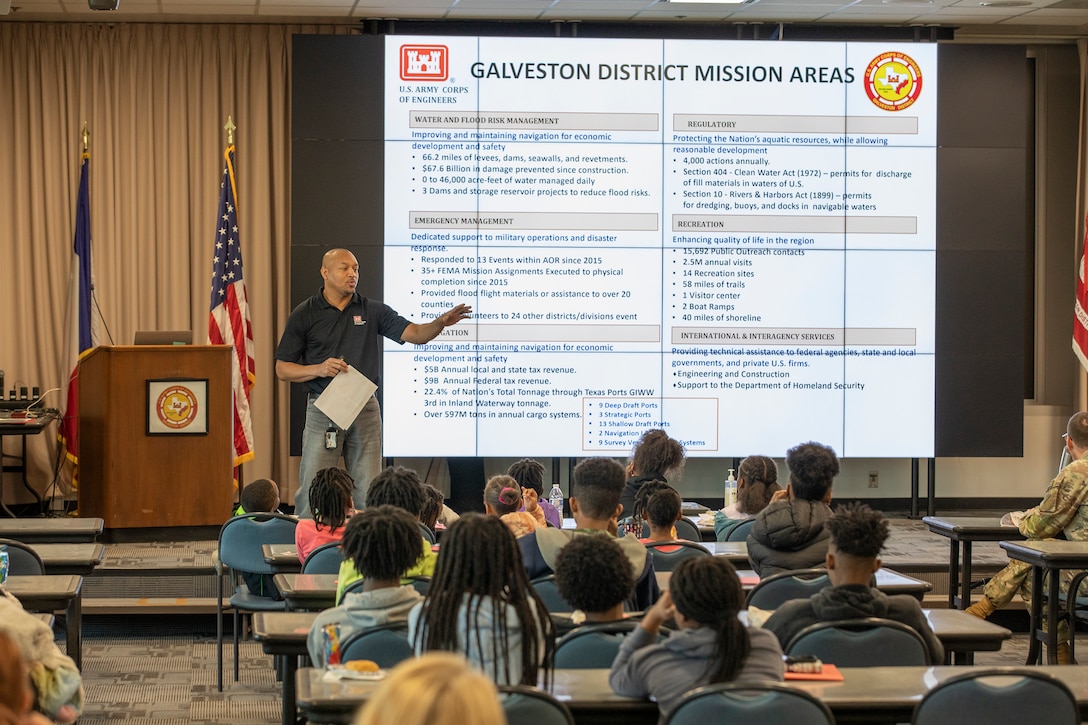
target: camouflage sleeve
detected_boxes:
[1019,468,1088,539]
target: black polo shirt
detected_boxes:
[275,288,411,395]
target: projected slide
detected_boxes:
[381,37,936,458]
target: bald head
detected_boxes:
[321,248,359,304]
[322,248,357,271]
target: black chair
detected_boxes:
[643,540,710,572]
[785,617,930,667]
[530,574,573,612]
[555,620,650,669]
[498,685,576,725]
[0,538,44,576]
[674,517,701,542]
[912,668,1078,725]
[724,517,757,542]
[341,574,432,601]
[301,541,343,575]
[215,512,298,691]
[417,521,437,545]
[745,568,829,610]
[339,623,414,669]
[665,682,834,725]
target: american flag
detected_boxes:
[1076,213,1088,372]
[208,145,255,467]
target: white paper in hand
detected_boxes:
[314,365,377,430]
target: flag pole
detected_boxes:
[225,115,235,147]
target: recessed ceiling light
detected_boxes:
[978,1,1032,6]
[882,0,934,5]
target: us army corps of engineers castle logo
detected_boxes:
[863,52,923,112]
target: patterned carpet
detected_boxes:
[78,619,282,725]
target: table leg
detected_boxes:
[1026,565,1044,665]
[948,539,960,609]
[66,594,82,671]
[282,654,297,725]
[1047,568,1061,664]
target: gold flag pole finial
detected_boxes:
[81,123,89,154]
[225,116,236,146]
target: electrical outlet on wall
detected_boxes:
[868,470,879,488]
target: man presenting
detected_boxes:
[275,248,471,517]
[965,411,1088,664]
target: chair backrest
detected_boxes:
[302,542,344,574]
[217,513,298,575]
[665,682,834,725]
[912,668,1078,725]
[417,521,436,545]
[785,617,930,667]
[406,575,431,596]
[643,540,711,572]
[0,539,44,576]
[555,620,641,669]
[745,568,829,610]
[674,517,701,542]
[725,517,757,542]
[498,685,576,725]
[339,623,415,669]
[531,574,573,612]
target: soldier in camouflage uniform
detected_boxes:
[966,411,1088,663]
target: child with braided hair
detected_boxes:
[714,455,781,541]
[408,513,555,686]
[307,505,425,666]
[483,475,540,539]
[632,480,682,544]
[336,466,439,603]
[295,468,356,563]
[609,556,784,717]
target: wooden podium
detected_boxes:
[78,345,234,529]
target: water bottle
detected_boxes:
[549,483,564,516]
[0,546,8,584]
[725,468,737,508]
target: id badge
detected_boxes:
[325,427,338,449]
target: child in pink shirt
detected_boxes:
[296,468,355,563]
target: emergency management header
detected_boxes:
[469,61,857,84]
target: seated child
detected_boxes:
[354,652,505,725]
[509,458,561,528]
[633,481,682,544]
[762,502,944,664]
[295,468,355,563]
[336,466,437,603]
[714,455,781,540]
[519,457,660,611]
[747,442,837,577]
[483,475,540,539]
[307,505,425,666]
[0,592,83,724]
[609,557,784,717]
[419,484,444,536]
[235,478,280,516]
[554,534,635,625]
[231,478,285,600]
[409,513,555,686]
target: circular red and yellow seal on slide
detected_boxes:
[864,52,923,112]
[156,384,199,429]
